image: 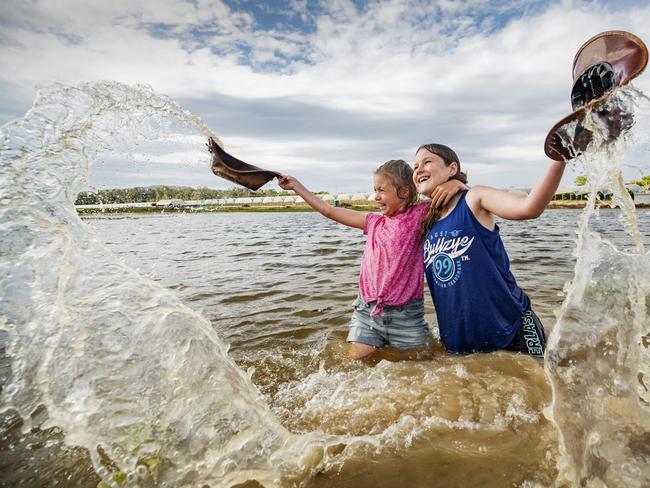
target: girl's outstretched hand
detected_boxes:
[277,175,298,191]
[431,179,468,208]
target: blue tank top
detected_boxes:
[423,191,529,353]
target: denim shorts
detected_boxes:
[346,296,433,350]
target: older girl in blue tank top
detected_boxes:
[413,144,566,358]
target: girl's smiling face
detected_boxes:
[413,148,459,196]
[373,173,407,216]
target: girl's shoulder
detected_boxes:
[412,200,431,214]
[463,186,496,230]
[464,186,489,212]
[402,200,430,222]
[465,185,495,200]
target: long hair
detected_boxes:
[375,159,418,210]
[417,144,468,239]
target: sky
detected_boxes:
[2,0,650,193]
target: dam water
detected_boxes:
[0,82,649,487]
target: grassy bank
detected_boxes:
[547,200,650,209]
[77,204,379,215]
[77,201,650,215]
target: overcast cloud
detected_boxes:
[2,0,650,193]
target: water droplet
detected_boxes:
[222,460,237,473]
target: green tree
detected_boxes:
[630,175,650,189]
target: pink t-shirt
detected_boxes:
[359,201,430,316]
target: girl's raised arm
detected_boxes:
[468,160,566,221]
[278,175,366,229]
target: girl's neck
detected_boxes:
[437,192,463,220]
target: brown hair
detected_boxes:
[417,144,469,239]
[374,159,418,210]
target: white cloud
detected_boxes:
[2,0,650,190]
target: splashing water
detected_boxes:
[545,86,650,487]
[1,81,649,487]
[0,82,338,487]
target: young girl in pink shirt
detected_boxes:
[278,160,462,360]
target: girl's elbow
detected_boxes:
[519,206,545,220]
[321,204,335,219]
[515,196,549,220]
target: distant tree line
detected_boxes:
[75,186,301,205]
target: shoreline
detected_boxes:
[77,200,650,215]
